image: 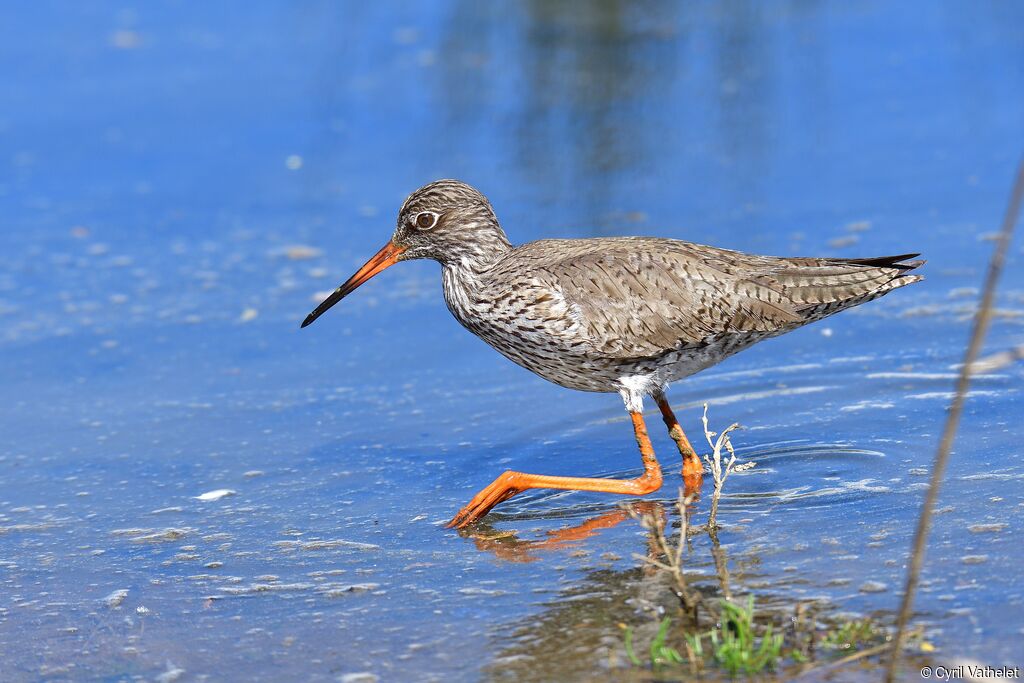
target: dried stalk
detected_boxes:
[700,403,752,529]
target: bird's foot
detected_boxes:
[682,450,704,493]
[446,471,523,529]
[679,450,704,483]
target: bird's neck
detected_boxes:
[440,243,509,327]
[443,250,505,276]
[440,233,512,275]
[437,224,512,322]
[440,251,502,297]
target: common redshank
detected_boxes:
[302,180,922,529]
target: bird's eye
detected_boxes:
[414,212,438,230]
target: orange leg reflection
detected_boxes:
[465,501,665,563]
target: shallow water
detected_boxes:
[1,2,1023,681]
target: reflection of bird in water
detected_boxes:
[464,501,667,563]
[302,180,923,528]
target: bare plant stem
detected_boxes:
[700,404,744,530]
[802,642,894,679]
[708,490,722,531]
[884,158,1024,682]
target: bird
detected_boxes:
[301,179,923,529]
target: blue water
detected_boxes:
[1,3,1022,681]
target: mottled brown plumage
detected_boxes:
[303,179,923,527]
[442,235,921,394]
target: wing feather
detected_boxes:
[489,239,921,363]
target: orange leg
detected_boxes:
[446,411,664,529]
[655,396,704,493]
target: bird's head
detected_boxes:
[301,179,510,328]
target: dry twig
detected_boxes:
[700,403,752,529]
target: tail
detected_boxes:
[835,252,925,271]
[833,252,925,291]
[772,253,924,322]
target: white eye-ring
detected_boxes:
[412,211,440,230]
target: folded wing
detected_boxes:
[531,239,921,361]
